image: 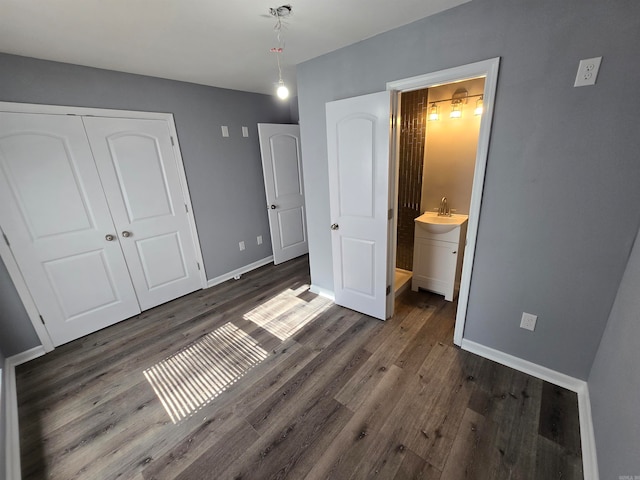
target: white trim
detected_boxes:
[576,384,599,480]
[0,101,207,351]
[206,256,274,288]
[4,346,46,480]
[0,101,176,120]
[309,284,336,301]
[386,58,501,347]
[461,339,599,480]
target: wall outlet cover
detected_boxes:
[239,241,245,251]
[520,312,537,331]
[574,57,602,87]
[221,125,229,137]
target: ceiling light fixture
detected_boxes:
[269,5,292,100]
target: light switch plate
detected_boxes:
[520,312,537,331]
[242,126,249,137]
[221,125,229,137]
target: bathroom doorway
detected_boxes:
[387,58,499,344]
[394,77,485,296]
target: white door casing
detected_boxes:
[326,91,392,320]
[257,123,308,265]
[387,57,501,345]
[83,117,202,310]
[0,113,141,346]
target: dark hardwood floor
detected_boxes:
[16,256,583,479]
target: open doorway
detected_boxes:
[387,58,500,345]
[394,77,485,302]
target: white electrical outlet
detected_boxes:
[520,312,537,331]
[242,126,249,137]
[221,125,229,137]
[574,57,602,87]
[239,241,245,251]
[257,235,263,245]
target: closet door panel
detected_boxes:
[83,117,201,310]
[0,112,141,346]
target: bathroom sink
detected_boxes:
[415,212,469,234]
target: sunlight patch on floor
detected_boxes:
[143,322,268,423]
[243,284,332,341]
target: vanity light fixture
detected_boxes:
[474,96,484,116]
[428,103,439,121]
[426,89,483,121]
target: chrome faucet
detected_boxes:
[438,196,451,216]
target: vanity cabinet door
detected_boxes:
[412,238,458,300]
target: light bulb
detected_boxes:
[474,96,484,116]
[428,103,439,121]
[450,104,462,118]
[276,83,289,100]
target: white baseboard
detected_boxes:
[4,345,46,480]
[460,340,598,480]
[206,256,274,289]
[309,284,335,301]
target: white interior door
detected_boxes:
[326,91,392,320]
[257,123,308,265]
[0,113,141,346]
[83,117,202,310]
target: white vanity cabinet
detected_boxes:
[411,213,468,301]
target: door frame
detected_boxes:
[0,101,208,352]
[386,57,500,346]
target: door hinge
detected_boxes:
[388,208,393,220]
[386,285,391,295]
[184,203,189,213]
[39,314,45,325]
[197,262,201,270]
[170,136,175,146]
[2,231,9,247]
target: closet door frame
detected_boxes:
[0,101,208,352]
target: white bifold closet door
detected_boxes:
[83,117,201,311]
[0,112,201,346]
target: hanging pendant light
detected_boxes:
[269,5,292,100]
[277,80,289,99]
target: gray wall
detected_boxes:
[0,52,292,352]
[588,226,640,477]
[0,258,38,356]
[297,0,640,379]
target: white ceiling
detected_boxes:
[0,0,470,96]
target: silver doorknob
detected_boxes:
[122,231,132,238]
[105,234,115,241]
[330,223,339,230]
[270,205,277,209]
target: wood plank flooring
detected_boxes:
[16,256,583,479]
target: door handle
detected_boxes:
[105,234,115,241]
[330,223,339,230]
[270,204,277,209]
[121,231,132,238]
